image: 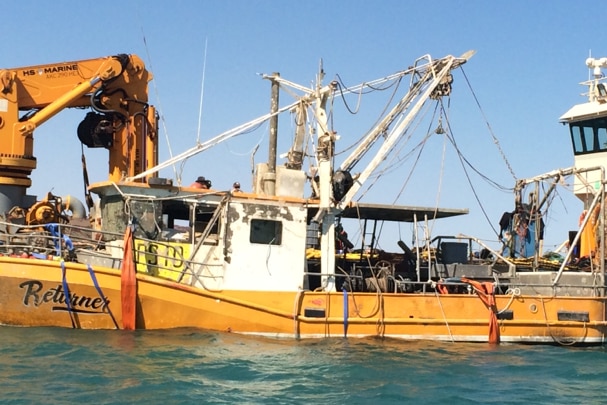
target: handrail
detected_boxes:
[552,183,604,286]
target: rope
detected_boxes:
[60,260,76,328]
[348,285,382,319]
[376,293,385,337]
[497,287,520,314]
[120,224,137,330]
[539,297,581,346]
[292,290,303,339]
[80,144,93,209]
[87,265,119,329]
[324,289,330,337]
[343,288,349,338]
[433,282,454,342]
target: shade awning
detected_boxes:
[308,202,469,222]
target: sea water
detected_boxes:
[1,326,606,404]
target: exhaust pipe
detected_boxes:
[63,195,87,219]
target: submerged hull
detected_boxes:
[2,256,605,345]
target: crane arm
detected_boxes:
[0,54,157,189]
[12,55,130,135]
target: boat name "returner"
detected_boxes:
[19,280,110,313]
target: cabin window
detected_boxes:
[193,205,220,245]
[598,127,607,150]
[571,125,584,153]
[570,118,607,154]
[156,201,191,242]
[132,200,162,239]
[583,126,595,151]
[250,219,282,245]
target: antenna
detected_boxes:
[196,38,209,144]
[589,49,592,81]
[317,58,325,89]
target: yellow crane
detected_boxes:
[0,54,158,222]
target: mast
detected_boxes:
[311,63,339,291]
[265,73,280,196]
[311,52,473,291]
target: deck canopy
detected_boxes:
[308,202,468,223]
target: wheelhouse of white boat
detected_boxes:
[560,57,607,203]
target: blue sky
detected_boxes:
[3,1,603,252]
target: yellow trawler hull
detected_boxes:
[1,256,604,344]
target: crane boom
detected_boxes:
[0,54,158,215]
[0,54,157,188]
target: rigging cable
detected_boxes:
[441,99,503,238]
[140,26,177,181]
[460,67,517,181]
[334,74,365,115]
[181,38,210,182]
[427,109,449,239]
[356,97,437,202]
[334,75,405,158]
